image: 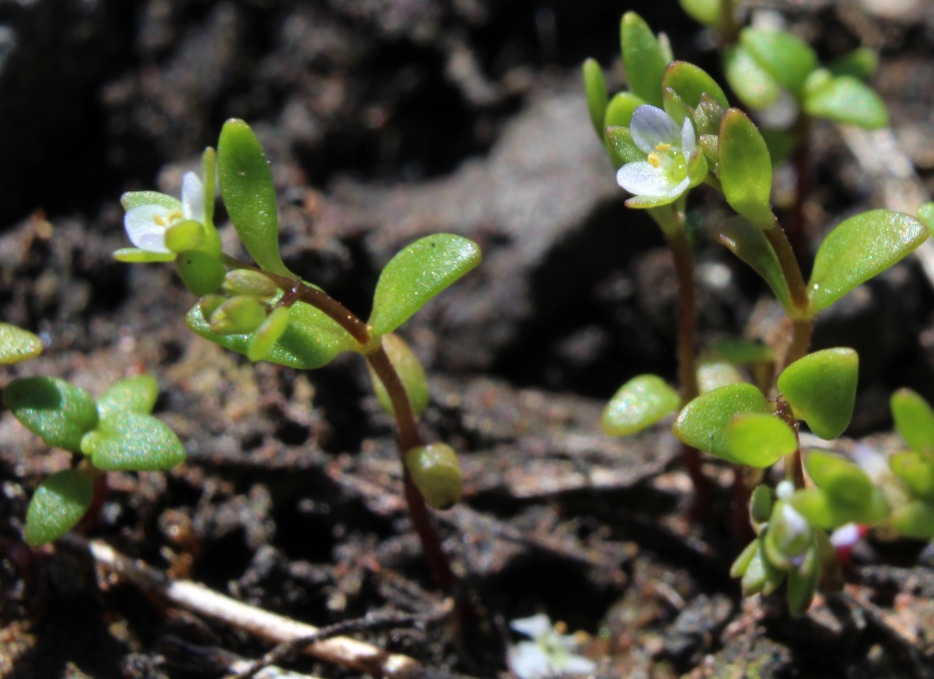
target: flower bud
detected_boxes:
[223,269,279,298]
[405,443,462,510]
[176,250,226,295]
[209,296,267,335]
[247,306,291,362]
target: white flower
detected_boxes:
[124,172,205,253]
[507,613,596,679]
[615,105,706,208]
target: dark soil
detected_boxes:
[3,1,934,677]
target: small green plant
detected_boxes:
[115,119,481,588]
[1,323,184,546]
[584,10,932,615]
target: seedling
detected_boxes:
[585,10,931,615]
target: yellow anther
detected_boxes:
[647,152,661,168]
[154,209,184,227]
[555,621,568,634]
[655,142,672,151]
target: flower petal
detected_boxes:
[561,654,598,674]
[630,105,681,153]
[507,641,552,679]
[510,613,553,639]
[125,205,171,253]
[181,172,205,223]
[616,161,673,197]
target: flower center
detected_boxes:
[154,208,184,228]
[647,142,686,182]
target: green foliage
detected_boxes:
[81,411,184,471]
[24,467,96,547]
[369,234,482,336]
[582,58,608,138]
[217,119,294,277]
[718,109,774,226]
[247,306,291,362]
[803,71,888,129]
[723,45,783,110]
[208,296,268,335]
[663,61,729,112]
[621,12,670,108]
[176,250,227,296]
[97,375,159,418]
[405,443,463,510]
[710,216,792,311]
[740,29,817,101]
[807,210,928,313]
[673,384,769,463]
[678,0,720,27]
[777,348,858,440]
[0,323,43,365]
[725,413,796,468]
[602,374,681,437]
[368,333,431,418]
[5,377,99,453]
[890,388,934,454]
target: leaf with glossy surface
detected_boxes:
[679,0,721,27]
[602,374,681,436]
[723,45,782,110]
[808,210,927,313]
[368,333,430,418]
[778,348,858,439]
[892,388,934,454]
[97,375,159,418]
[217,119,293,277]
[726,413,797,468]
[696,353,744,394]
[806,450,871,505]
[187,298,358,369]
[791,483,889,528]
[890,451,934,503]
[175,250,226,296]
[673,383,769,463]
[82,411,184,471]
[803,73,888,129]
[740,28,817,100]
[663,61,729,110]
[24,468,95,546]
[120,191,180,212]
[369,234,481,336]
[621,12,668,107]
[582,58,609,138]
[4,377,98,453]
[719,109,774,226]
[711,216,791,310]
[0,323,43,365]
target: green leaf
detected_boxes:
[208,296,268,335]
[786,541,819,618]
[730,539,758,579]
[369,234,481,336]
[367,333,431,418]
[710,216,792,311]
[621,12,669,108]
[710,339,774,366]
[97,375,159,418]
[113,248,176,263]
[24,467,95,546]
[805,450,871,506]
[604,92,646,129]
[807,210,928,313]
[726,413,797,468]
[673,383,769,463]
[405,443,462,510]
[679,0,721,27]
[605,126,643,165]
[919,203,934,233]
[750,484,774,525]
[0,323,43,365]
[217,119,293,277]
[891,499,934,540]
[601,374,681,437]
[187,297,358,369]
[120,191,180,212]
[663,61,729,111]
[791,484,889,528]
[201,146,217,229]
[718,109,774,226]
[582,58,609,138]
[891,388,934,454]
[81,411,185,471]
[803,73,888,129]
[696,352,744,394]
[247,306,291,362]
[829,48,879,80]
[890,451,934,503]
[175,250,227,296]
[4,377,99,453]
[693,93,727,137]
[740,28,818,100]
[777,348,858,440]
[723,45,782,110]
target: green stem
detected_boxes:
[763,219,809,314]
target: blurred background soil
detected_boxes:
[3,0,934,676]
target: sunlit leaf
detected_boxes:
[369,234,481,336]
[673,383,769,463]
[621,12,669,108]
[803,72,888,129]
[710,216,791,310]
[4,377,98,453]
[891,388,934,455]
[889,451,934,503]
[602,374,681,436]
[175,250,226,296]
[23,468,95,546]
[120,191,179,212]
[582,58,609,138]
[808,210,928,313]
[777,348,858,440]
[97,375,159,418]
[217,119,293,277]
[805,450,871,506]
[740,28,818,100]
[82,411,185,471]
[723,45,782,110]
[663,61,729,110]
[718,109,774,227]
[726,412,797,468]
[0,323,43,365]
[679,0,721,27]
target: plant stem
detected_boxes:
[763,221,808,314]
[786,115,814,261]
[365,345,457,591]
[222,254,456,589]
[775,397,806,490]
[718,0,740,45]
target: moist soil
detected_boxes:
[3,1,934,677]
